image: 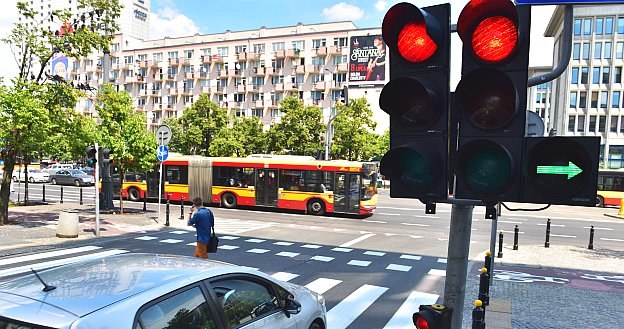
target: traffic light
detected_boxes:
[412,304,451,329]
[379,2,450,207]
[86,146,97,168]
[522,137,600,206]
[99,148,111,166]
[453,0,530,204]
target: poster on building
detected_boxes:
[348,35,387,84]
[50,54,68,81]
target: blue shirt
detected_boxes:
[188,208,213,244]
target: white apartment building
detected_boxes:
[71,21,388,134]
[21,0,150,40]
[546,4,624,168]
[527,66,553,135]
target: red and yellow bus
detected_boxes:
[596,169,624,207]
[120,154,379,216]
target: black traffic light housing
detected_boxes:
[413,304,451,329]
[379,2,450,206]
[86,146,97,168]
[453,0,530,204]
[99,147,111,166]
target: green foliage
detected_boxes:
[210,116,267,157]
[266,96,325,156]
[331,97,378,161]
[166,94,228,156]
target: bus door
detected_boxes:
[255,169,278,207]
[334,173,361,214]
[146,170,162,198]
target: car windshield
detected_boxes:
[28,169,43,173]
[70,170,86,175]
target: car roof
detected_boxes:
[0,254,252,320]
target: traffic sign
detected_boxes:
[157,145,169,162]
[156,125,172,146]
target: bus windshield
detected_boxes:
[361,163,379,200]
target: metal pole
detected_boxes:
[94,142,100,237]
[165,192,170,226]
[588,225,595,250]
[488,207,499,285]
[179,196,185,219]
[60,186,63,204]
[513,225,519,250]
[545,218,551,248]
[444,203,474,329]
[79,186,83,205]
[157,160,163,223]
[42,184,46,202]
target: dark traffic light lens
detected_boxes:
[457,141,512,194]
[379,78,441,131]
[456,68,517,131]
[380,145,443,193]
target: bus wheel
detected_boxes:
[127,187,141,202]
[307,199,325,216]
[221,193,237,209]
[596,196,605,207]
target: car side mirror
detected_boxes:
[283,297,301,317]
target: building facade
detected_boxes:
[546,4,624,168]
[70,22,388,134]
[527,66,553,136]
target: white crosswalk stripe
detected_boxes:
[214,218,275,234]
[383,291,440,329]
[327,284,389,329]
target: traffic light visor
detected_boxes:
[380,77,442,131]
[457,0,519,64]
[380,146,440,192]
[455,140,513,194]
[456,68,517,131]
[382,2,443,64]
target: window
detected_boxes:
[536,93,542,103]
[578,115,586,132]
[581,67,589,83]
[621,117,624,133]
[332,55,348,65]
[605,42,612,59]
[124,55,134,64]
[235,45,247,54]
[253,43,265,53]
[153,53,163,62]
[614,91,621,108]
[334,37,348,47]
[606,17,614,34]
[568,116,576,132]
[571,67,579,84]
[617,42,624,59]
[596,18,604,35]
[582,43,590,60]
[584,18,592,35]
[311,56,325,66]
[570,92,577,108]
[590,115,597,131]
[216,47,229,57]
[573,43,581,60]
[591,91,599,108]
[599,116,607,132]
[619,17,624,34]
[292,40,304,50]
[580,91,587,108]
[611,116,619,132]
[594,42,602,59]
[201,48,211,56]
[252,108,263,117]
[165,165,188,184]
[603,66,611,83]
[601,91,609,108]
[312,39,326,49]
[136,286,216,329]
[574,18,582,36]
[593,67,601,84]
[184,50,194,58]
[167,51,178,59]
[272,42,285,51]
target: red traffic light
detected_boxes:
[412,304,451,329]
[414,315,430,329]
[382,3,445,64]
[458,0,519,63]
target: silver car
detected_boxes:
[0,253,327,329]
[50,169,95,186]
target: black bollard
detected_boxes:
[142,190,147,212]
[42,184,46,202]
[60,186,64,204]
[165,193,171,227]
[478,268,490,306]
[80,187,83,205]
[497,231,504,258]
[545,218,551,248]
[513,225,519,250]
[472,300,486,329]
[588,225,595,250]
[179,196,185,219]
[484,251,492,278]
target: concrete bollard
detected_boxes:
[56,209,79,238]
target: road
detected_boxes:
[4,185,624,328]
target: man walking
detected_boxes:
[187,197,214,259]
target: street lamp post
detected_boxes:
[323,68,348,160]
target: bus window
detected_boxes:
[213,166,255,187]
[165,166,188,184]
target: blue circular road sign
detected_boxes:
[157,145,169,162]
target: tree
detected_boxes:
[371,130,390,161]
[210,116,268,157]
[266,96,325,156]
[96,84,157,214]
[165,94,228,156]
[331,97,378,161]
[0,0,122,224]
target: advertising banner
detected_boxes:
[50,54,69,81]
[348,35,387,84]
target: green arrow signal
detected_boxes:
[536,161,582,179]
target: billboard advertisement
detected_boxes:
[348,35,387,84]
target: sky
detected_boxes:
[0,0,557,86]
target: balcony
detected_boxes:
[201,86,211,94]
[164,73,176,81]
[217,70,228,78]
[274,49,285,59]
[312,98,324,106]
[150,60,161,68]
[315,46,328,56]
[254,100,265,108]
[211,86,225,94]
[328,46,342,55]
[252,67,266,76]
[139,61,149,68]
[268,100,280,108]
[329,81,345,90]
[294,65,306,74]
[230,101,242,109]
[168,58,180,66]
[228,69,243,77]
[211,55,225,63]
[286,49,301,58]
[336,63,348,72]
[274,83,284,91]
[236,52,247,61]
[151,89,161,95]
[237,84,246,92]
[168,87,179,95]
[267,67,283,76]
[284,82,299,91]
[201,55,212,64]
[138,89,149,97]
[248,84,261,92]
[306,64,322,74]
[313,81,326,90]
[185,72,195,80]
[181,58,192,66]
[181,87,193,95]
[199,71,210,79]
[247,52,261,61]
[153,74,164,81]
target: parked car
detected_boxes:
[43,163,75,175]
[80,167,95,177]
[12,168,50,183]
[0,254,327,329]
[50,169,95,186]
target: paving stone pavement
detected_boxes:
[462,244,624,329]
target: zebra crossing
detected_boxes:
[0,243,444,329]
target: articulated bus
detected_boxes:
[596,169,624,207]
[119,155,379,216]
